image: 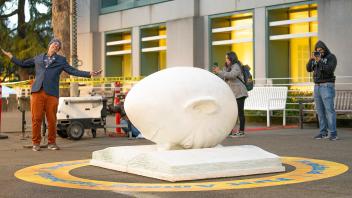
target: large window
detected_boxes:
[210,12,254,73]
[102,0,118,8]
[140,24,167,76]
[101,0,172,14]
[105,30,132,77]
[268,3,318,85]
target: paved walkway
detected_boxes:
[0,120,351,197]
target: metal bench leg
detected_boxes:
[267,110,270,127]
[316,113,319,128]
[283,109,286,126]
[299,101,303,129]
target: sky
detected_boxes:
[5,0,49,28]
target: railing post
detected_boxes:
[21,109,26,139]
[299,101,303,129]
[0,83,8,139]
[17,98,27,140]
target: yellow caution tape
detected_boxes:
[1,80,32,87]
[61,76,143,83]
[1,76,143,88]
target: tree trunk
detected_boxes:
[17,0,26,38]
[52,0,70,97]
[18,68,29,80]
[17,0,27,80]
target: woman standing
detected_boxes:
[213,51,248,137]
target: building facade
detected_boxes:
[76,0,352,89]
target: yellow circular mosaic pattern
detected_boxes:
[15,157,348,192]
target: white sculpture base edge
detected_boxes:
[90,145,285,182]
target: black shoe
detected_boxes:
[314,133,328,139]
[230,131,245,138]
[329,135,339,141]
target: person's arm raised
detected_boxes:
[90,69,103,77]
[63,57,102,78]
[1,48,13,59]
[1,48,35,68]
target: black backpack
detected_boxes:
[237,64,254,91]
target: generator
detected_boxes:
[56,96,107,140]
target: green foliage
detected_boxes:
[0,0,52,81]
[286,88,314,117]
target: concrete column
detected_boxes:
[192,0,205,69]
[318,0,352,90]
[254,7,267,85]
[101,32,106,77]
[77,0,100,71]
[90,0,101,72]
[193,16,205,69]
[92,32,101,72]
[132,26,141,76]
[76,0,101,96]
[166,18,195,67]
[202,16,210,69]
[165,0,203,68]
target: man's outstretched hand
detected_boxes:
[90,69,103,77]
[1,48,13,59]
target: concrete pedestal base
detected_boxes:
[90,145,285,182]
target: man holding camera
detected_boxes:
[306,40,338,140]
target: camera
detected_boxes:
[313,51,321,57]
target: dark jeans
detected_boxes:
[121,119,141,137]
[236,96,246,131]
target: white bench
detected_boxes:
[244,87,288,127]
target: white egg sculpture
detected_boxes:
[124,67,237,150]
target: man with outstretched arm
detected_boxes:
[1,38,102,151]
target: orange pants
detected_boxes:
[31,89,58,145]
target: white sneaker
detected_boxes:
[136,134,144,139]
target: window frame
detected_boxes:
[265,0,317,80]
[208,9,255,75]
[100,0,173,14]
[104,28,133,77]
[139,23,167,76]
